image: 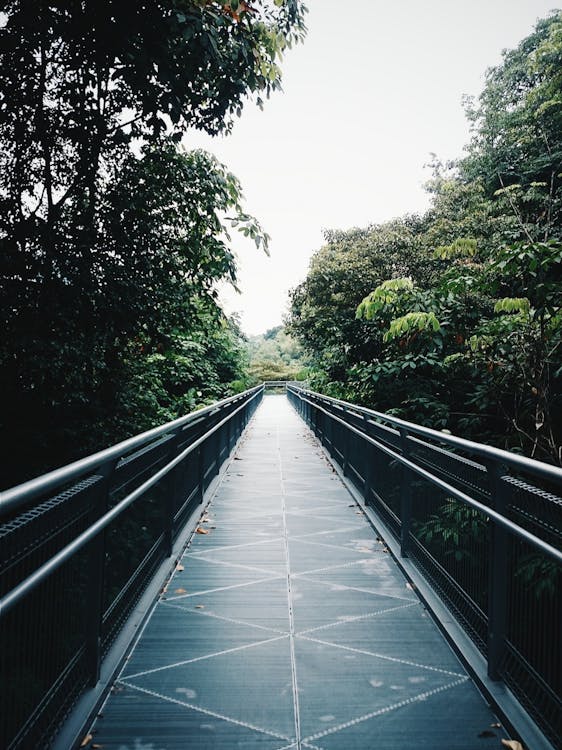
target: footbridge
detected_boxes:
[1,384,561,749]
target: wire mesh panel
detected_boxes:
[287,384,562,749]
[502,474,562,744]
[0,386,263,749]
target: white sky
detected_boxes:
[183,0,559,336]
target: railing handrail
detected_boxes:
[287,384,562,485]
[0,386,264,618]
[0,385,264,517]
[289,386,562,566]
[287,383,562,747]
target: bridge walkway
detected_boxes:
[89,395,506,749]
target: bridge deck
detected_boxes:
[91,395,505,749]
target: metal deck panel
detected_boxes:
[90,395,507,749]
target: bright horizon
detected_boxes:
[183,0,559,336]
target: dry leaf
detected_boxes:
[175,588,187,594]
[491,723,502,729]
[501,741,524,750]
[196,528,209,535]
[195,604,205,609]
[92,745,104,749]
[80,734,93,747]
[176,564,184,572]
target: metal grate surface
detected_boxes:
[90,397,507,750]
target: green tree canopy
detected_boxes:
[288,12,562,461]
[0,0,307,486]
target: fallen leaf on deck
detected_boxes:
[195,604,205,609]
[501,741,524,750]
[196,528,209,534]
[92,745,104,749]
[176,564,184,572]
[491,723,502,729]
[80,734,93,747]
[175,588,187,594]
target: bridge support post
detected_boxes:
[487,462,508,681]
[342,408,350,477]
[362,415,373,504]
[215,423,221,478]
[197,444,205,502]
[86,459,117,686]
[399,428,412,558]
[226,410,232,453]
[164,429,183,558]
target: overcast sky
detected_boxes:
[183,0,559,336]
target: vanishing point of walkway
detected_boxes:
[91,396,505,749]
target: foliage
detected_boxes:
[245,325,308,384]
[355,278,414,319]
[0,1,307,486]
[416,499,487,564]
[287,216,433,385]
[287,12,562,462]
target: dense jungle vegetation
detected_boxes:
[288,12,562,464]
[0,0,307,488]
[245,325,308,383]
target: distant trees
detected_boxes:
[288,12,562,462]
[0,0,307,486]
[246,326,308,383]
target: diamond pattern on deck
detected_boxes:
[91,396,505,749]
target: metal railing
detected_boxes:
[262,380,297,392]
[287,384,562,749]
[0,385,263,749]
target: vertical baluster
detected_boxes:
[399,428,412,558]
[487,461,508,680]
[86,458,117,686]
[342,408,350,477]
[164,428,182,557]
[363,416,373,504]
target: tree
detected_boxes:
[246,325,307,384]
[287,217,432,394]
[0,1,307,486]
[462,12,562,244]
[288,12,562,461]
